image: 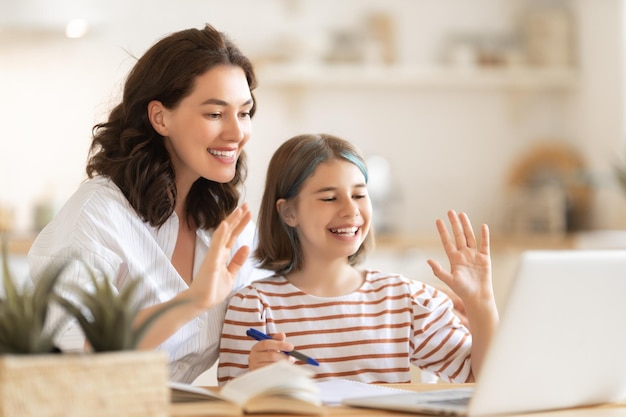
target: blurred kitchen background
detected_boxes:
[2,0,626,302]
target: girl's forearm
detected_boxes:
[465,297,499,381]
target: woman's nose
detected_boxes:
[224,117,245,142]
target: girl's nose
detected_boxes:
[340,199,360,217]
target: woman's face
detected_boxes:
[155,64,253,190]
[289,159,372,264]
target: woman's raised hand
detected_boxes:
[191,204,252,310]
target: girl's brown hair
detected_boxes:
[86,24,257,230]
[255,133,374,273]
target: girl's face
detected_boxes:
[155,64,253,189]
[289,159,372,263]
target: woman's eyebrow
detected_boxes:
[200,98,253,106]
[201,98,226,106]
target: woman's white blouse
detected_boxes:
[28,176,269,383]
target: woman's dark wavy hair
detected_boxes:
[254,133,375,274]
[86,23,256,230]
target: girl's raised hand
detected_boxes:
[426,210,492,304]
[428,211,499,380]
[190,204,252,310]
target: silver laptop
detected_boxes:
[344,250,626,416]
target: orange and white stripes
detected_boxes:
[218,270,472,385]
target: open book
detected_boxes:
[169,361,322,416]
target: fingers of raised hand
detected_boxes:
[436,210,467,255]
[427,259,452,284]
[479,223,490,256]
[437,209,492,261]
[439,210,478,251]
[227,246,251,275]
[436,217,455,254]
[195,205,251,291]
[221,204,252,250]
[458,212,477,249]
[447,210,476,249]
[230,204,252,246]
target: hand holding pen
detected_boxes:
[246,329,319,369]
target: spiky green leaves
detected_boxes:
[52,261,187,352]
[0,236,68,354]
[1,235,188,355]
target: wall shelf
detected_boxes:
[256,64,578,91]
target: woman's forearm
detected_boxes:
[135,290,205,349]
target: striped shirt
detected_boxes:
[218,271,472,385]
[28,176,270,383]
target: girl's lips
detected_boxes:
[329,226,360,236]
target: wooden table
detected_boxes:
[169,383,626,417]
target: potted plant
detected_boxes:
[0,236,181,417]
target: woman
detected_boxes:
[28,24,269,383]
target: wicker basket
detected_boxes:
[0,350,169,417]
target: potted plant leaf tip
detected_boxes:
[0,235,182,417]
[52,260,187,353]
[0,245,66,355]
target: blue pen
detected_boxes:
[246,328,320,366]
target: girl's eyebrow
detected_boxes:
[313,183,367,194]
[313,186,337,194]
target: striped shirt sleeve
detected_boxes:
[218,284,267,384]
[408,282,472,382]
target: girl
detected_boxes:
[218,133,498,384]
[28,24,269,383]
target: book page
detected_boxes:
[248,377,320,402]
[316,378,413,405]
[244,395,323,415]
[168,381,226,403]
[220,361,316,406]
[168,382,241,416]
[169,400,240,417]
[169,363,322,415]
